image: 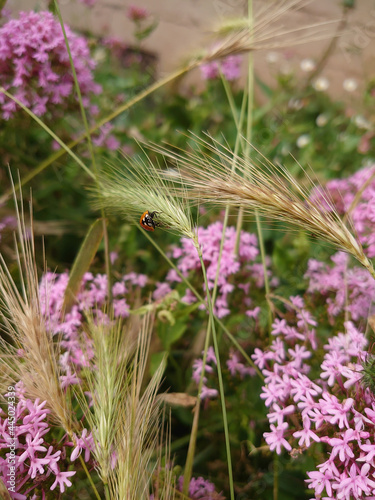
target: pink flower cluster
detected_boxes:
[178,475,225,499]
[201,55,242,81]
[39,271,147,386]
[192,347,219,401]
[0,386,76,498]
[305,251,375,321]
[311,165,375,258]
[166,222,272,318]
[0,11,101,119]
[127,5,149,21]
[252,295,375,499]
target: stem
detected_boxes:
[304,8,349,89]
[182,307,213,494]
[198,249,235,500]
[243,0,273,330]
[211,73,247,307]
[78,454,101,500]
[141,228,263,379]
[53,0,112,304]
[183,247,235,499]
[1,64,197,202]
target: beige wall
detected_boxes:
[8,0,375,98]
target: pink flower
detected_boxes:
[267,404,295,426]
[127,5,149,21]
[333,462,375,499]
[200,55,242,81]
[50,469,76,493]
[70,429,93,462]
[293,418,320,447]
[328,429,357,462]
[264,422,292,454]
[0,11,101,119]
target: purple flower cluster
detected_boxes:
[305,251,375,321]
[166,222,270,318]
[127,5,149,21]
[201,55,242,81]
[39,271,147,385]
[192,347,219,401]
[0,11,101,119]
[178,475,225,499]
[227,350,257,378]
[0,387,76,498]
[311,165,375,258]
[252,296,375,499]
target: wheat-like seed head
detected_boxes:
[92,153,197,244]
[148,137,375,280]
[104,314,167,500]
[0,183,75,434]
[186,0,340,68]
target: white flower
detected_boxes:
[316,114,328,127]
[313,77,329,91]
[343,78,358,92]
[354,115,371,130]
[296,134,310,148]
[288,98,303,110]
[266,52,279,64]
[93,47,106,63]
[300,58,316,72]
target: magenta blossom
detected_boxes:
[0,11,101,119]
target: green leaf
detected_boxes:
[63,219,104,312]
[135,20,158,41]
[255,75,274,98]
[159,319,187,350]
[150,351,167,376]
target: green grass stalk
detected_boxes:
[140,228,263,379]
[182,310,213,494]
[53,0,112,302]
[1,64,197,202]
[0,88,94,180]
[243,0,273,330]
[198,250,235,500]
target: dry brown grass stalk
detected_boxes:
[106,313,168,499]
[188,0,340,67]
[149,138,375,281]
[0,186,75,435]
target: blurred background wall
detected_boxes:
[8,0,375,98]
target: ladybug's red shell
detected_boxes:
[140,210,156,232]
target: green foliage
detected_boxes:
[1,9,374,498]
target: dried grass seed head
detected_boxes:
[0,185,74,434]
[95,154,196,242]
[188,0,340,67]
[149,137,375,277]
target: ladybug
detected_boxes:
[140,210,159,232]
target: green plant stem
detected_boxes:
[198,249,235,500]
[211,73,247,308]
[141,228,263,379]
[182,306,213,494]
[183,247,235,500]
[104,483,110,500]
[1,64,197,202]
[0,88,94,180]
[78,453,101,500]
[54,0,112,302]
[243,0,273,331]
